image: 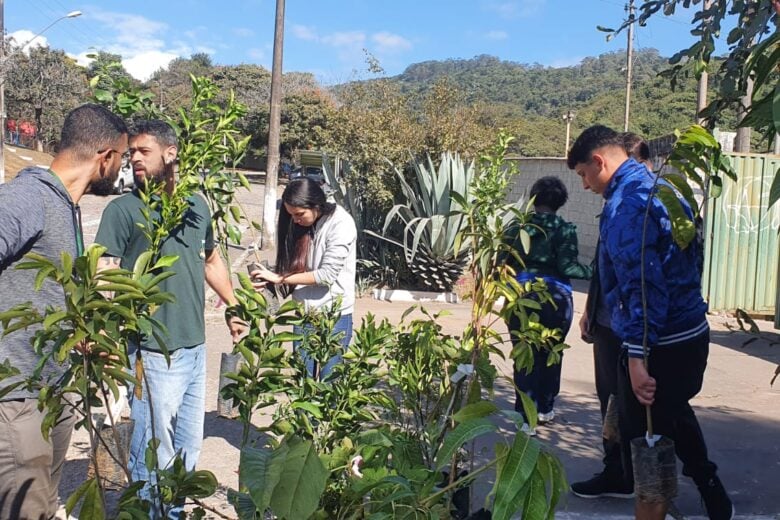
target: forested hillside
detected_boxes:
[383,49,722,155]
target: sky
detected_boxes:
[6,0,714,84]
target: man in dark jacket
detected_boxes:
[0,104,127,519]
[567,125,733,520]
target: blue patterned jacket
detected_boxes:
[599,158,708,358]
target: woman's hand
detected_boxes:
[249,263,283,285]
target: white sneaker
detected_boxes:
[520,423,537,436]
[538,410,555,423]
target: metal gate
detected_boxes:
[702,153,780,314]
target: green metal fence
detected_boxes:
[702,153,780,314]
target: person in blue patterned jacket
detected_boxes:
[567,125,733,520]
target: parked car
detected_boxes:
[113,160,133,194]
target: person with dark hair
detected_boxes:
[94,119,244,518]
[572,131,654,500]
[622,132,652,170]
[567,125,733,520]
[0,103,127,519]
[250,177,356,379]
[504,175,591,435]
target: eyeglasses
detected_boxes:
[98,148,130,165]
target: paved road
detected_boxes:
[61,187,780,519]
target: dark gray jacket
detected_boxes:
[0,167,81,400]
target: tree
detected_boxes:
[5,45,88,150]
[280,90,334,159]
[607,1,778,148]
[86,51,136,93]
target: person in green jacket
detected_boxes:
[505,176,592,435]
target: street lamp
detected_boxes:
[0,8,82,183]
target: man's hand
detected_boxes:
[224,306,247,343]
[628,357,656,406]
[579,311,593,343]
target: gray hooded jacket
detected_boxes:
[0,167,82,400]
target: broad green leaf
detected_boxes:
[435,418,497,470]
[452,401,499,423]
[291,401,323,419]
[491,434,541,520]
[268,437,327,520]
[656,185,696,249]
[240,444,288,514]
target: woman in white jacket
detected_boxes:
[251,177,357,378]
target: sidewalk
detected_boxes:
[59,281,780,518]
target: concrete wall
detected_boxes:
[506,157,602,263]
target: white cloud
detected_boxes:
[291,24,319,42]
[371,32,412,53]
[67,8,219,81]
[485,30,509,40]
[548,55,585,68]
[485,0,545,19]
[247,48,266,60]
[7,30,49,52]
[233,27,255,38]
[124,51,179,80]
[322,31,366,47]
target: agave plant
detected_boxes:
[372,152,474,292]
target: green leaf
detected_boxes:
[227,488,258,520]
[656,185,696,249]
[268,437,327,520]
[93,89,113,103]
[435,418,497,470]
[291,401,323,419]
[75,478,105,519]
[452,401,499,423]
[491,434,541,520]
[152,255,180,270]
[768,167,780,209]
[240,444,288,514]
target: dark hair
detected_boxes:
[131,119,178,148]
[276,178,336,283]
[59,104,128,161]
[566,125,624,169]
[530,176,568,211]
[622,132,650,163]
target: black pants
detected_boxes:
[617,331,718,487]
[592,323,625,478]
[509,284,572,417]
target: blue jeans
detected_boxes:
[293,314,353,379]
[508,284,573,418]
[128,344,206,519]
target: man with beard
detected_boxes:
[94,119,243,518]
[0,103,127,519]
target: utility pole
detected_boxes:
[262,0,285,250]
[562,110,575,156]
[696,0,713,125]
[1,0,6,184]
[623,0,635,132]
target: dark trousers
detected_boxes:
[592,323,625,478]
[509,285,572,417]
[617,331,718,487]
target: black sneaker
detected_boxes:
[698,476,734,520]
[571,471,634,499]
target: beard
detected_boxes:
[89,175,117,196]
[133,165,167,192]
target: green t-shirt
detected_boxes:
[95,191,214,351]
